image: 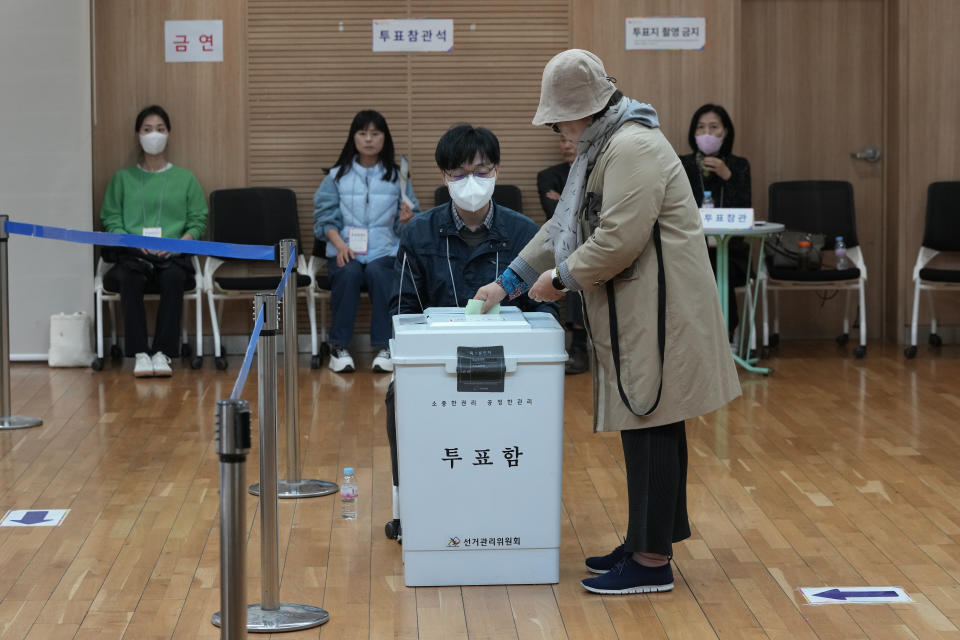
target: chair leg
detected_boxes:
[853,281,867,358]
[773,290,780,335]
[906,280,921,358]
[95,289,104,359]
[928,287,938,336]
[180,303,188,355]
[843,290,852,336]
[761,279,769,348]
[108,300,118,352]
[207,291,222,358]
[308,290,318,357]
[195,288,203,360]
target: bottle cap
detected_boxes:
[704,190,712,196]
[835,236,843,241]
[797,240,811,248]
[344,467,354,475]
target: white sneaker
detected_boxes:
[328,346,355,373]
[134,352,154,377]
[151,352,173,377]
[372,348,393,373]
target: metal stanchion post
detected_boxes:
[250,239,336,499]
[0,215,42,430]
[211,399,252,638]
[246,292,329,632]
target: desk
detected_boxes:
[703,221,784,375]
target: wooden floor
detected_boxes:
[2,342,960,639]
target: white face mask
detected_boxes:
[447,174,496,212]
[139,131,168,155]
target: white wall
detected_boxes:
[0,1,93,359]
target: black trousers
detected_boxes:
[621,421,691,556]
[112,260,190,358]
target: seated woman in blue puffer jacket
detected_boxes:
[313,110,420,373]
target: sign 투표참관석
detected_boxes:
[373,19,453,52]
[701,207,754,231]
[165,20,223,62]
[626,17,705,50]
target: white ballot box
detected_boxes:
[390,307,567,586]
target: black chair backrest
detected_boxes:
[768,180,858,249]
[923,182,960,251]
[433,184,524,213]
[209,187,300,248]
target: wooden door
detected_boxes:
[740,0,885,341]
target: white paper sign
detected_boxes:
[373,19,453,52]
[1,509,70,527]
[626,17,705,50]
[701,207,754,231]
[801,586,912,605]
[165,20,223,62]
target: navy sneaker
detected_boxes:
[585,543,630,574]
[581,557,674,594]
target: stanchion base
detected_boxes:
[249,479,338,498]
[0,415,42,430]
[211,603,330,632]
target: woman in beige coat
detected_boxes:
[476,49,740,594]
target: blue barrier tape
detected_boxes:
[275,251,296,300]
[229,250,296,400]
[4,221,275,261]
[231,305,265,401]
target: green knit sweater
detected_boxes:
[100,164,208,240]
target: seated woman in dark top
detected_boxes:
[679,104,751,340]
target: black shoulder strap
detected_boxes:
[605,221,665,417]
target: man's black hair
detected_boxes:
[435,124,500,171]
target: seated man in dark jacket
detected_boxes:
[383,124,558,541]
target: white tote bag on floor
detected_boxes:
[48,312,94,367]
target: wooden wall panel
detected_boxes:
[570,0,740,156]
[247,0,569,343]
[92,0,247,218]
[892,0,960,341]
[739,0,886,341]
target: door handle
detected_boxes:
[851,145,881,163]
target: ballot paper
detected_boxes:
[465,299,500,315]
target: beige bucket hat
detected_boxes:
[532,49,617,126]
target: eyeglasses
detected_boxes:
[443,164,496,181]
[549,124,560,134]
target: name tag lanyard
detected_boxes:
[140,170,170,234]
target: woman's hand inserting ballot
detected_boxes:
[474,282,508,314]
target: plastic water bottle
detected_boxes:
[340,467,357,520]
[702,190,715,208]
[835,236,849,270]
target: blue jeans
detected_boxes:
[327,255,394,349]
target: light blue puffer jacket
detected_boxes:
[312,159,421,264]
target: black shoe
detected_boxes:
[581,557,674,594]
[584,543,630,574]
[565,345,589,375]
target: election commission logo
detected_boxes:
[447,537,460,547]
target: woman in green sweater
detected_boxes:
[100,105,208,377]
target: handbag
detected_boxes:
[48,312,94,367]
[764,230,825,270]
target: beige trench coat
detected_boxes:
[518,122,741,431]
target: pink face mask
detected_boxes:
[695,133,723,156]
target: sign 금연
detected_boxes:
[165,20,223,62]
[373,19,453,52]
[626,17,705,50]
